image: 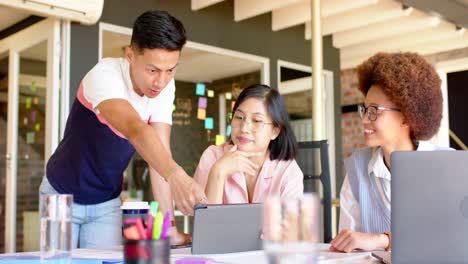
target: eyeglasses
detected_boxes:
[230,112,273,132]
[358,104,401,121]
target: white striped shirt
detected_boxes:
[339,141,446,232]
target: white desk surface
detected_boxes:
[0,244,381,263]
[170,244,381,264]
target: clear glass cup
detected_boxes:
[39,194,73,264]
[124,238,170,264]
[263,193,321,264]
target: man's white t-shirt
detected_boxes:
[82,57,175,124]
[46,57,176,204]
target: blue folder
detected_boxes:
[0,255,123,264]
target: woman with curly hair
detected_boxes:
[330,52,451,252]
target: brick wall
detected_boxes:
[340,68,365,160]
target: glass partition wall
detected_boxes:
[0,18,61,253]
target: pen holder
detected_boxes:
[124,238,170,264]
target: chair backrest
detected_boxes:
[296,140,332,243]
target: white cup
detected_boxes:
[120,201,149,227]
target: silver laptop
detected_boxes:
[192,203,263,254]
[391,150,468,264]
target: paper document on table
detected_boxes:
[172,250,267,264]
[317,244,372,263]
[72,248,123,260]
[171,244,372,264]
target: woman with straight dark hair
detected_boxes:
[194,84,303,204]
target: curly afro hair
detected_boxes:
[357,52,442,140]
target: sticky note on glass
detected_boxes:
[23,117,28,126]
[227,125,232,136]
[33,97,39,105]
[35,123,40,132]
[205,117,214,130]
[225,92,232,100]
[173,104,176,111]
[207,90,214,98]
[196,83,206,96]
[198,97,207,109]
[197,108,206,120]
[31,111,37,123]
[215,135,225,146]
[30,81,37,93]
[26,132,35,144]
[25,97,32,109]
[228,112,233,120]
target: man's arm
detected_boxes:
[148,122,174,218]
[97,99,206,215]
[150,122,192,245]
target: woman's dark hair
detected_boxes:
[231,84,298,161]
[131,10,186,53]
[357,52,442,140]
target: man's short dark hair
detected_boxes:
[131,10,186,53]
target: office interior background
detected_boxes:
[0,0,467,253]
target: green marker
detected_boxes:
[150,201,159,216]
[152,211,163,240]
